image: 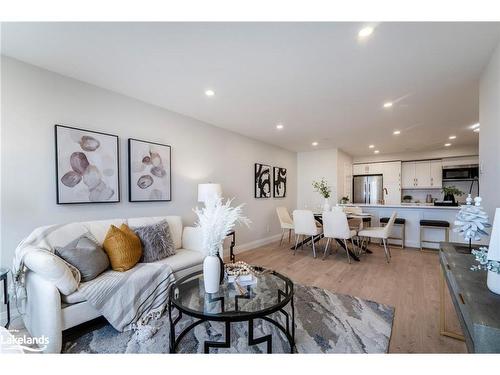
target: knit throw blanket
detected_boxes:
[79,263,175,332]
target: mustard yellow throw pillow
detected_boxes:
[103,224,142,272]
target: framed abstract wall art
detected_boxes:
[55,125,120,204]
[273,167,287,198]
[254,163,271,198]
[128,138,171,202]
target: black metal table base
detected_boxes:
[168,300,295,354]
[1,271,10,328]
[290,234,361,262]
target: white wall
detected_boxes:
[297,148,339,209]
[0,57,297,267]
[336,149,353,201]
[352,145,478,164]
[479,42,500,217]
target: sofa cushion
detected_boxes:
[134,220,176,263]
[55,234,110,282]
[82,219,127,245]
[154,248,205,272]
[102,224,142,272]
[61,248,204,304]
[127,216,183,250]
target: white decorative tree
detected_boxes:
[471,208,500,294]
[453,195,491,251]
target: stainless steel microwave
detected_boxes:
[442,165,479,181]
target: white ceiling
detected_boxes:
[2,22,500,156]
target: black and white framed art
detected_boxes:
[55,124,120,204]
[128,138,171,202]
[254,163,271,198]
[273,167,287,198]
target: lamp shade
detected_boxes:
[198,183,222,203]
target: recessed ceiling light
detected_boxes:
[444,143,451,147]
[470,123,480,129]
[276,124,284,130]
[449,135,456,139]
[369,145,375,149]
[358,27,374,38]
[312,142,319,147]
[374,150,380,154]
[383,102,393,108]
[204,89,215,97]
[393,130,401,135]
[473,128,480,133]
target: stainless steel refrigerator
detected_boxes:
[352,174,383,204]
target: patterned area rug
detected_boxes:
[62,284,394,354]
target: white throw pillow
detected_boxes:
[23,249,80,295]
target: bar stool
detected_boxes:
[380,217,406,248]
[419,220,450,251]
[362,217,372,227]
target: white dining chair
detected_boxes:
[322,210,357,263]
[357,211,397,263]
[292,210,322,258]
[276,206,294,246]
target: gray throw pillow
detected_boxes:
[134,220,176,263]
[55,234,110,282]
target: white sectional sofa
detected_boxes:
[17,216,205,353]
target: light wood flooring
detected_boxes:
[235,238,467,353]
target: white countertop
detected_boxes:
[342,203,461,210]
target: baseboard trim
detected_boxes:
[233,233,282,255]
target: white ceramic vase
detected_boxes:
[203,255,221,293]
[487,270,500,294]
[323,198,331,212]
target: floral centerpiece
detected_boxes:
[312,178,332,211]
[194,196,250,293]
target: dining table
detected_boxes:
[289,212,373,262]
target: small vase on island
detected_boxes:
[323,198,331,212]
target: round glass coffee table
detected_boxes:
[168,267,295,353]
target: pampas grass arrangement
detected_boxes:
[194,197,251,256]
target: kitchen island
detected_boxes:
[342,203,483,249]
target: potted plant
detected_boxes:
[442,186,464,204]
[340,196,349,204]
[194,197,250,293]
[312,178,332,211]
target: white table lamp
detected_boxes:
[198,183,222,203]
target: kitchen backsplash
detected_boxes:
[402,180,479,203]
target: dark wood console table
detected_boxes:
[440,242,500,353]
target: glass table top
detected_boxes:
[171,268,293,319]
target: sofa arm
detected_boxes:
[25,271,62,353]
[23,249,79,295]
[182,226,206,255]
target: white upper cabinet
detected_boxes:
[415,161,431,188]
[430,160,443,188]
[402,162,416,188]
[402,160,443,189]
[352,164,370,175]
